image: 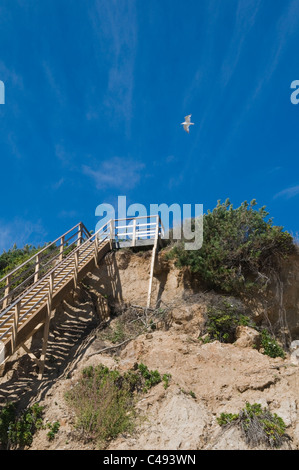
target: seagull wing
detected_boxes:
[183,124,190,133]
[184,115,191,123]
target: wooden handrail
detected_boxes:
[0,222,91,310]
[0,222,90,285]
[0,216,164,374]
[0,220,109,319]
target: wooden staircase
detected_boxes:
[0,216,164,378]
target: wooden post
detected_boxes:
[147,216,159,309]
[109,219,114,249]
[94,236,99,267]
[34,254,40,283]
[11,302,20,354]
[59,235,65,261]
[3,275,11,309]
[38,272,54,379]
[77,223,82,247]
[132,219,137,247]
[74,250,79,289]
[0,339,4,366]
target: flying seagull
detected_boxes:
[181,114,194,133]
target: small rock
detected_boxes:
[234,326,261,349]
[291,349,299,365]
[171,306,193,324]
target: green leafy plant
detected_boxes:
[0,402,16,448]
[65,365,134,449]
[46,421,60,441]
[109,320,126,344]
[217,412,239,426]
[162,373,172,389]
[260,329,285,358]
[137,363,162,391]
[0,402,44,449]
[203,299,255,344]
[217,402,290,449]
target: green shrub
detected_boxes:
[46,421,60,441]
[166,199,294,295]
[65,365,134,448]
[261,329,285,358]
[65,363,171,448]
[217,402,290,449]
[202,299,255,343]
[217,412,239,426]
[162,373,172,389]
[0,403,16,448]
[137,363,161,391]
[0,402,44,449]
[109,320,126,344]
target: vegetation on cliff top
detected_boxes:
[166,199,295,295]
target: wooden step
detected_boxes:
[0,239,111,353]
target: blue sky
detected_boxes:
[0,0,299,250]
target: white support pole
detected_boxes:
[132,219,137,247]
[147,216,159,309]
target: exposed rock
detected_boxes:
[171,306,194,324]
[109,386,211,450]
[290,340,299,365]
[291,349,299,365]
[234,326,261,349]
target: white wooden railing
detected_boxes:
[0,222,91,312]
[100,215,164,247]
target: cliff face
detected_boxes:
[86,248,299,340]
[280,253,299,338]
[1,248,299,450]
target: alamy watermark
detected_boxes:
[95,196,203,251]
[0,80,4,104]
[290,80,299,105]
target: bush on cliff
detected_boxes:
[166,199,295,295]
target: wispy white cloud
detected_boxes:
[82,156,144,191]
[220,0,262,87]
[7,132,22,159]
[51,178,64,190]
[58,209,78,219]
[89,0,138,135]
[274,185,299,200]
[251,0,299,100]
[0,218,48,252]
[199,0,299,167]
[42,61,66,106]
[55,144,75,168]
[0,60,24,90]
